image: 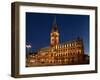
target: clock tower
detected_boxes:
[50,17,59,47]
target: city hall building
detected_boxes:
[26,18,89,67]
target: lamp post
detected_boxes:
[26,44,32,53]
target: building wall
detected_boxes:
[26,38,87,67]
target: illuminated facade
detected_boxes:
[26,17,89,67]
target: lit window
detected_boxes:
[70,43,71,47]
[72,43,73,46]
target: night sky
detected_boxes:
[26,12,89,55]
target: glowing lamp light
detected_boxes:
[26,44,32,49]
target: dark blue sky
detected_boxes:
[26,12,89,54]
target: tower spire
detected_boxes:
[50,16,59,47]
[51,16,58,32]
[53,16,56,25]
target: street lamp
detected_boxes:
[26,44,32,53]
